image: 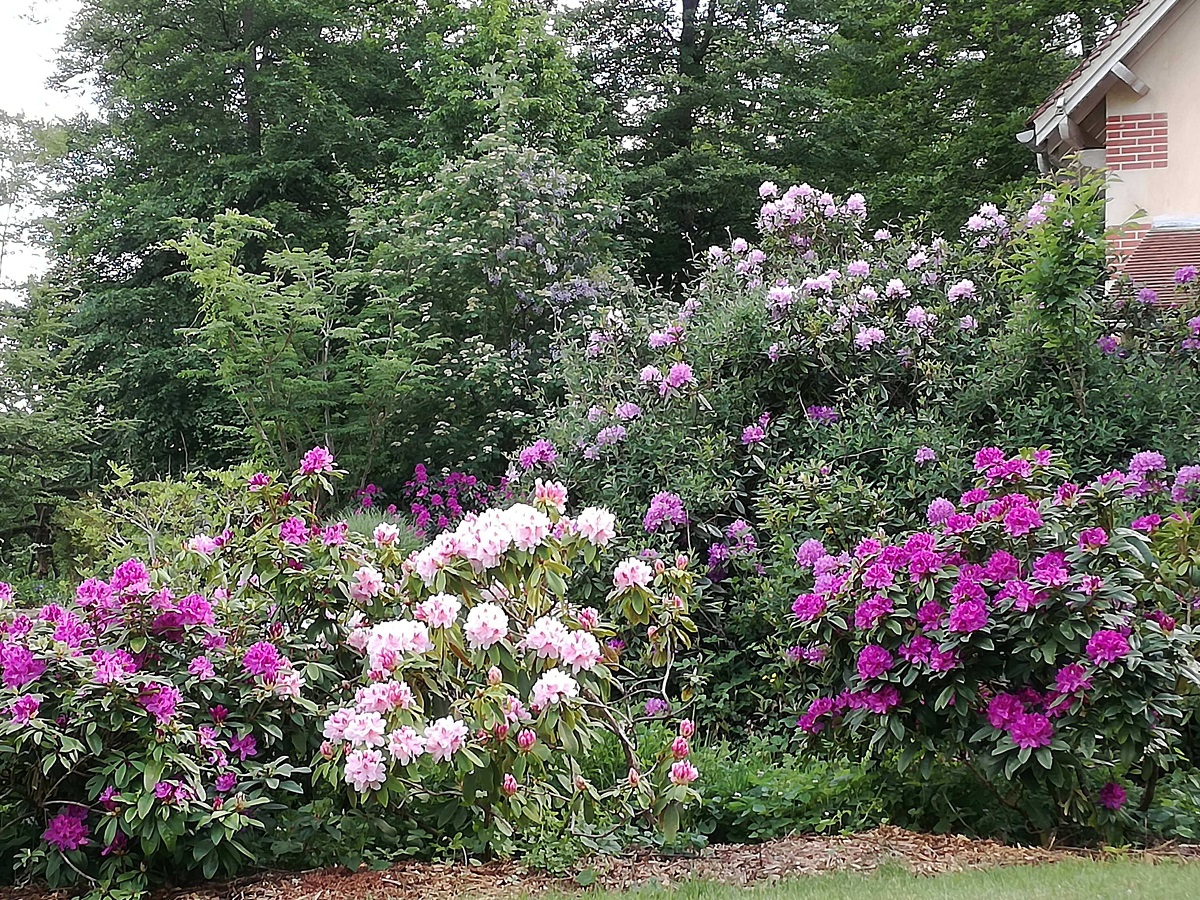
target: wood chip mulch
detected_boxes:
[7,826,1200,900]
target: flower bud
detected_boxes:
[494,723,510,741]
[487,666,503,685]
[671,736,690,759]
[647,626,659,640]
[501,774,519,796]
[319,740,336,760]
[574,775,588,793]
[628,767,641,787]
[517,729,537,752]
[679,719,695,739]
[654,560,666,574]
[675,554,689,570]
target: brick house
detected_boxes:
[1019,0,1200,297]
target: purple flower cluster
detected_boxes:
[402,465,512,536]
[643,492,688,533]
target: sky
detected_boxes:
[0,0,86,293]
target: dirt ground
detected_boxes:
[7,826,1200,900]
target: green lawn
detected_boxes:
[574,860,1200,900]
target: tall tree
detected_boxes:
[563,0,1131,283]
[47,0,430,475]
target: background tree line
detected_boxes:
[0,0,1130,573]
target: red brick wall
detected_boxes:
[1106,113,1168,170]
[1109,222,1149,269]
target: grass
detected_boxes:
[567,860,1200,900]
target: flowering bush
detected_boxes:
[531,169,1200,733]
[317,482,702,844]
[399,464,514,536]
[788,446,1200,832]
[3,446,704,891]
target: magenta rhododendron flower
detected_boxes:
[299,445,335,475]
[1086,630,1130,664]
[948,599,988,633]
[9,694,39,724]
[278,516,309,545]
[791,592,826,622]
[1077,527,1108,550]
[43,808,89,851]
[137,684,181,725]
[242,641,284,680]
[1099,782,1127,810]
[1003,504,1043,537]
[643,491,687,532]
[856,645,893,680]
[1009,712,1053,749]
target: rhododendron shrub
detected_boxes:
[788,447,1200,831]
[0,562,319,891]
[533,171,1200,733]
[0,452,392,891]
[317,485,701,844]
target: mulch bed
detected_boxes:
[8,826,1200,900]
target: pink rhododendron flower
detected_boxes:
[424,717,469,763]
[355,680,415,714]
[669,761,699,785]
[323,708,355,742]
[387,726,426,765]
[350,566,381,602]
[531,668,579,708]
[344,711,387,748]
[344,748,386,792]
[373,522,400,546]
[1055,664,1092,694]
[914,446,937,465]
[187,534,219,555]
[366,620,432,669]
[1077,527,1108,550]
[559,630,602,672]
[416,593,461,629]
[524,616,569,659]
[575,507,617,545]
[534,479,569,513]
[612,558,652,590]
[671,736,690,759]
[464,603,509,650]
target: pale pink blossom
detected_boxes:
[344,748,386,792]
[613,558,652,590]
[464,603,509,650]
[531,668,579,709]
[424,717,469,763]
